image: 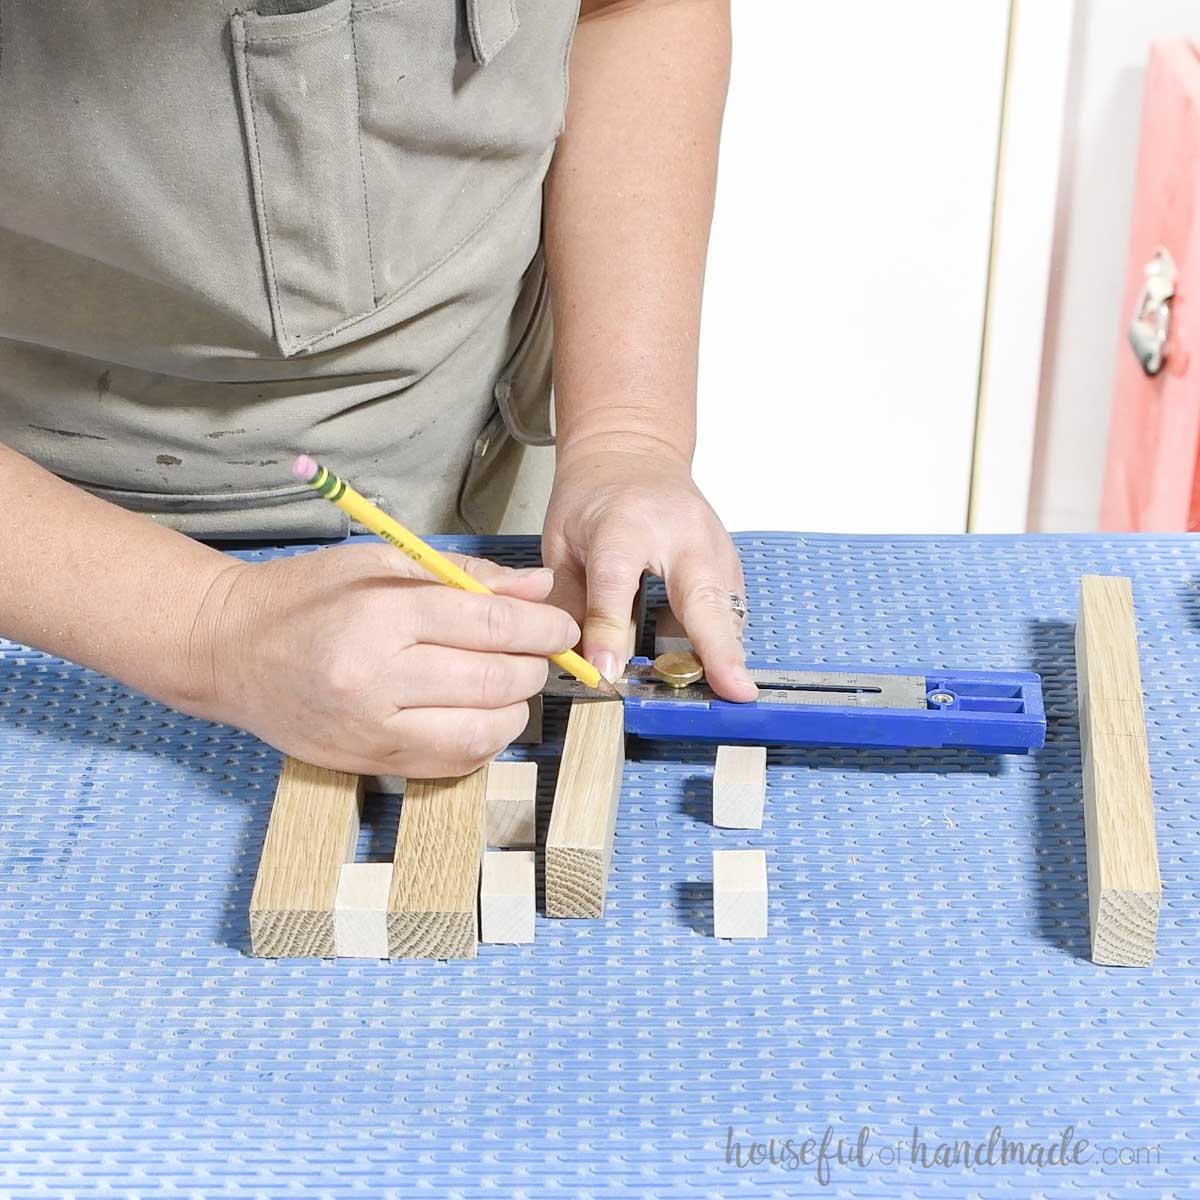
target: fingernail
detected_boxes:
[514,566,554,580]
[592,651,621,683]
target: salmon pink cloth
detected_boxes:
[1102,42,1200,531]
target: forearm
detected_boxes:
[0,442,237,713]
[544,0,731,464]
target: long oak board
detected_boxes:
[1075,575,1161,966]
[545,700,624,918]
[250,756,363,957]
[387,768,487,959]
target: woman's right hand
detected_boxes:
[192,542,577,777]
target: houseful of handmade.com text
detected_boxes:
[724,1125,1162,1186]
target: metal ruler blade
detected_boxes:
[543,664,927,709]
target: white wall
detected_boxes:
[694,1,1010,535]
[1030,0,1200,531]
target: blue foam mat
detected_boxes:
[1,533,1198,1198]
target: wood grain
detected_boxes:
[1076,575,1160,966]
[250,757,363,958]
[387,768,487,959]
[712,745,767,829]
[545,700,625,918]
[484,760,537,849]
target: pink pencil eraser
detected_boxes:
[292,454,319,481]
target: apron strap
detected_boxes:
[466,0,519,65]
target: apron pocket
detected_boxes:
[231,0,376,357]
[231,0,577,358]
[339,0,575,324]
[465,0,520,65]
[494,249,554,447]
[77,478,351,541]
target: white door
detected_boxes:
[694,0,1011,534]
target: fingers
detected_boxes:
[378,701,531,778]
[488,567,556,603]
[443,554,556,602]
[390,644,548,709]
[665,551,757,702]
[579,543,643,683]
[411,588,581,656]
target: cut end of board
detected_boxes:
[250,909,335,959]
[545,846,607,918]
[386,911,478,960]
[1091,889,1161,968]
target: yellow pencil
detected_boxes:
[291,455,618,698]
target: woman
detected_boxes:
[0,0,754,777]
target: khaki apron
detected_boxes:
[0,0,575,538]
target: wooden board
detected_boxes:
[652,606,692,655]
[485,760,537,849]
[334,862,392,958]
[712,745,767,829]
[249,756,363,958]
[366,774,405,797]
[1100,42,1200,531]
[514,694,543,745]
[631,572,649,659]
[1076,575,1161,966]
[713,849,768,939]
[387,768,487,959]
[545,700,625,918]
[480,850,536,944]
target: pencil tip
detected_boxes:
[594,677,622,700]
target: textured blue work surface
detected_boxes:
[1,533,1199,1199]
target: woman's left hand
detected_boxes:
[542,440,758,701]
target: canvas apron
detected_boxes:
[0,0,575,538]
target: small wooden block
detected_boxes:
[713,745,767,829]
[713,849,768,939]
[652,605,692,655]
[334,862,392,958]
[366,774,405,796]
[631,572,649,659]
[623,574,647,663]
[480,850,536,944]
[514,694,543,745]
[387,768,487,959]
[1076,575,1161,966]
[546,699,625,918]
[485,760,537,848]
[250,757,363,958]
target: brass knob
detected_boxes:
[652,650,704,688]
